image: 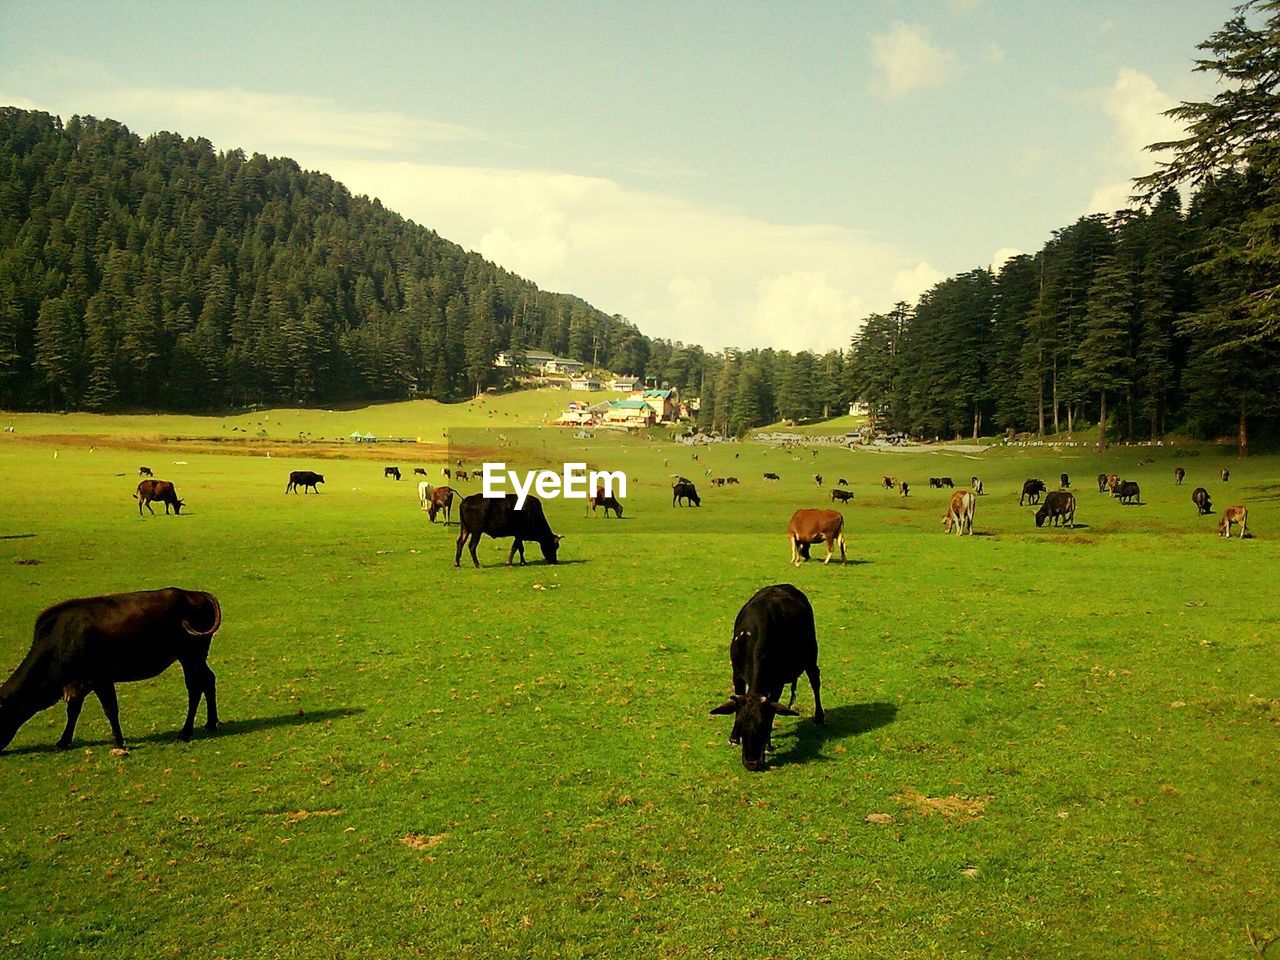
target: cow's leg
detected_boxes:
[807,664,825,725]
[790,535,799,566]
[178,661,203,740]
[202,663,218,731]
[95,682,124,748]
[145,500,155,515]
[57,687,87,748]
[787,679,798,709]
[822,535,834,563]
[454,527,466,566]
[468,532,482,568]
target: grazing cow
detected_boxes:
[0,588,221,751]
[813,474,823,486]
[673,480,701,507]
[711,478,726,487]
[1097,473,1109,493]
[830,489,854,504]
[587,487,623,518]
[443,468,452,479]
[454,493,562,568]
[1219,505,1248,538]
[726,477,741,485]
[1019,479,1046,506]
[138,466,153,477]
[900,482,909,497]
[1107,474,1121,493]
[1060,473,1070,489]
[882,476,896,490]
[764,472,780,481]
[786,509,846,566]
[941,489,976,535]
[286,470,324,494]
[971,477,984,496]
[837,478,849,486]
[1192,487,1213,515]
[413,468,427,477]
[1035,490,1076,528]
[385,467,401,481]
[708,584,825,771]
[929,477,943,489]
[418,480,434,511]
[939,477,954,488]
[135,479,184,516]
[1175,467,1185,485]
[427,486,456,524]
[455,470,470,482]
[1115,480,1141,504]
[1221,468,1231,482]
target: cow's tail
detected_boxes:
[182,592,222,637]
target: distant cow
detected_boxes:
[673,480,701,507]
[929,477,943,489]
[882,476,896,490]
[1020,479,1046,506]
[830,489,854,504]
[1060,473,1070,489]
[1221,468,1230,482]
[971,477,983,496]
[1097,473,1109,493]
[138,466,153,477]
[135,479,184,516]
[837,478,848,487]
[385,467,401,481]
[1115,480,1141,504]
[1107,474,1121,493]
[900,482,909,497]
[942,490,976,535]
[726,477,741,485]
[711,478,726,487]
[454,493,561,567]
[418,480,435,511]
[1035,490,1076,528]
[413,468,427,476]
[0,588,221,751]
[443,468,452,479]
[709,584,824,772]
[286,470,324,494]
[1192,487,1213,515]
[764,472,780,481]
[455,470,470,482]
[786,509,846,566]
[938,477,954,488]
[587,487,623,518]
[813,474,823,486]
[427,486,455,524]
[1175,466,1185,485]
[1219,505,1248,538]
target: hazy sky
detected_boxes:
[0,0,1229,352]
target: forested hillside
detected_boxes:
[0,108,653,410]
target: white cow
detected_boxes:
[418,481,434,512]
[942,490,976,536]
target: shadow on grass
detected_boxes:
[0,533,36,540]
[2,706,364,756]
[771,701,898,768]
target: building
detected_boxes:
[604,399,656,428]
[849,401,870,416]
[569,375,602,391]
[545,357,585,376]
[630,387,679,422]
[610,375,643,392]
[495,349,557,370]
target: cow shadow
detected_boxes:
[2,706,364,756]
[0,533,36,540]
[771,701,899,767]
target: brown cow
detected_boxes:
[134,479,184,516]
[1219,505,1248,538]
[427,486,456,524]
[787,510,846,566]
[455,470,470,482]
[882,476,896,490]
[1107,474,1121,493]
[941,490,976,535]
[1096,473,1109,493]
[1174,466,1185,485]
[587,487,623,518]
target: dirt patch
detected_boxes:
[893,788,991,822]
[402,832,448,850]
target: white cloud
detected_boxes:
[869,22,956,100]
[991,247,1021,273]
[891,261,946,303]
[1081,68,1181,215]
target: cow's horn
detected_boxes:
[182,592,222,637]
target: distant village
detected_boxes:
[494,349,696,429]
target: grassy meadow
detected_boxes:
[0,394,1277,959]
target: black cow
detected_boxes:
[454,493,562,568]
[135,479,184,515]
[813,474,823,486]
[1115,480,1141,504]
[413,468,427,476]
[1192,487,1213,515]
[900,482,909,497]
[971,477,984,496]
[385,467,401,480]
[138,466,153,477]
[1060,473,1070,489]
[1020,479,1046,505]
[1097,473,1109,493]
[830,489,854,504]
[1035,490,1076,528]
[837,478,849,486]
[725,477,740,485]
[286,470,324,494]
[709,584,825,772]
[1221,468,1231,482]
[587,488,623,518]
[1175,466,1186,485]
[0,588,221,751]
[763,472,780,481]
[939,477,954,488]
[673,481,701,507]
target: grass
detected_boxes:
[0,403,1277,959]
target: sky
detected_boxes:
[0,0,1231,353]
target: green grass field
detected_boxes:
[0,399,1276,959]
